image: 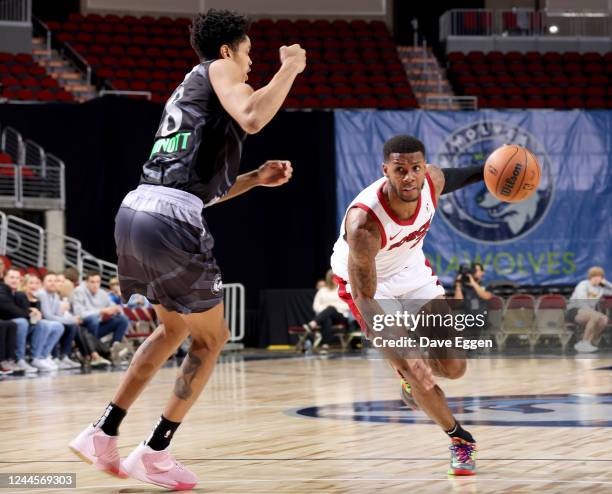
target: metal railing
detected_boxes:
[6,214,44,268]
[82,249,118,287]
[0,164,65,208]
[44,229,81,273]
[64,42,92,86]
[224,283,245,344]
[0,0,31,22]
[99,90,152,101]
[0,211,7,255]
[424,95,478,111]
[1,127,24,164]
[0,126,65,209]
[440,8,612,39]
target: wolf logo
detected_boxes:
[477,189,540,235]
[435,121,553,244]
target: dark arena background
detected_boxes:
[0,0,611,492]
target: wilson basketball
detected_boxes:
[483,144,541,203]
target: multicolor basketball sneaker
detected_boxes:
[448,437,477,476]
[399,378,420,410]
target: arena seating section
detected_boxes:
[447,50,612,109]
[0,53,74,102]
[45,13,417,108]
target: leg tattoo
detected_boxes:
[173,352,202,400]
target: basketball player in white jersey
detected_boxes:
[331,135,485,476]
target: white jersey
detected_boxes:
[331,173,439,294]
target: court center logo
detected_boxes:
[435,121,554,244]
[289,393,612,427]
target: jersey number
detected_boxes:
[160,85,185,137]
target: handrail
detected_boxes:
[99,90,152,100]
[64,42,92,86]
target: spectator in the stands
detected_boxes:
[72,271,129,352]
[37,272,81,369]
[109,276,151,308]
[302,269,350,349]
[22,273,64,371]
[0,268,50,373]
[568,266,612,353]
[0,320,18,375]
[58,267,79,300]
[108,277,122,305]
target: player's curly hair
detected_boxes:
[190,9,251,61]
[383,135,425,161]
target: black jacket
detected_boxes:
[0,282,30,319]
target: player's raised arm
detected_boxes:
[210,45,306,134]
[427,164,484,200]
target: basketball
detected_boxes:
[483,144,541,202]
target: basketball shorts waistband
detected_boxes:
[121,184,204,230]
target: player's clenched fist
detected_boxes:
[279,44,306,73]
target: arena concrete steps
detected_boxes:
[32,37,97,102]
[397,46,471,110]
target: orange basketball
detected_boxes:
[483,144,541,203]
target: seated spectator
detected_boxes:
[0,320,18,375]
[0,268,50,373]
[108,277,122,305]
[58,267,79,300]
[22,274,64,371]
[37,272,81,369]
[109,277,151,308]
[73,325,112,369]
[72,271,129,363]
[302,269,350,349]
[568,266,612,353]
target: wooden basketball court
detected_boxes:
[2,354,612,493]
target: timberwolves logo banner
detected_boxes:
[334,110,612,285]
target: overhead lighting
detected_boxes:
[548,25,559,33]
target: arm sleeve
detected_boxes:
[441,165,485,195]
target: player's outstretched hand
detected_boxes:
[279,44,306,73]
[257,160,293,187]
[405,358,436,391]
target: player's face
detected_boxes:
[383,152,426,203]
[227,36,252,82]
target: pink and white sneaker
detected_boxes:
[122,442,198,491]
[68,425,128,478]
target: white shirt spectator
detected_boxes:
[313,286,349,317]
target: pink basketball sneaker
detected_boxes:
[68,425,127,478]
[122,442,198,491]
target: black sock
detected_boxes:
[93,402,127,436]
[445,421,475,443]
[145,415,181,451]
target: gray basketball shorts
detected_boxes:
[114,184,223,314]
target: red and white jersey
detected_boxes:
[331,173,438,285]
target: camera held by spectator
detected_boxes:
[454,262,492,312]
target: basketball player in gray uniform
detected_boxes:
[69,10,306,490]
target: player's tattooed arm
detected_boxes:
[346,207,381,330]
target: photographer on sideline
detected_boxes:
[454,262,493,312]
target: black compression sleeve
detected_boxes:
[441,165,484,195]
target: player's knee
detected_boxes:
[191,325,230,353]
[441,359,466,380]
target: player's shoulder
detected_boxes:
[426,164,445,195]
[209,59,243,83]
[345,206,382,248]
